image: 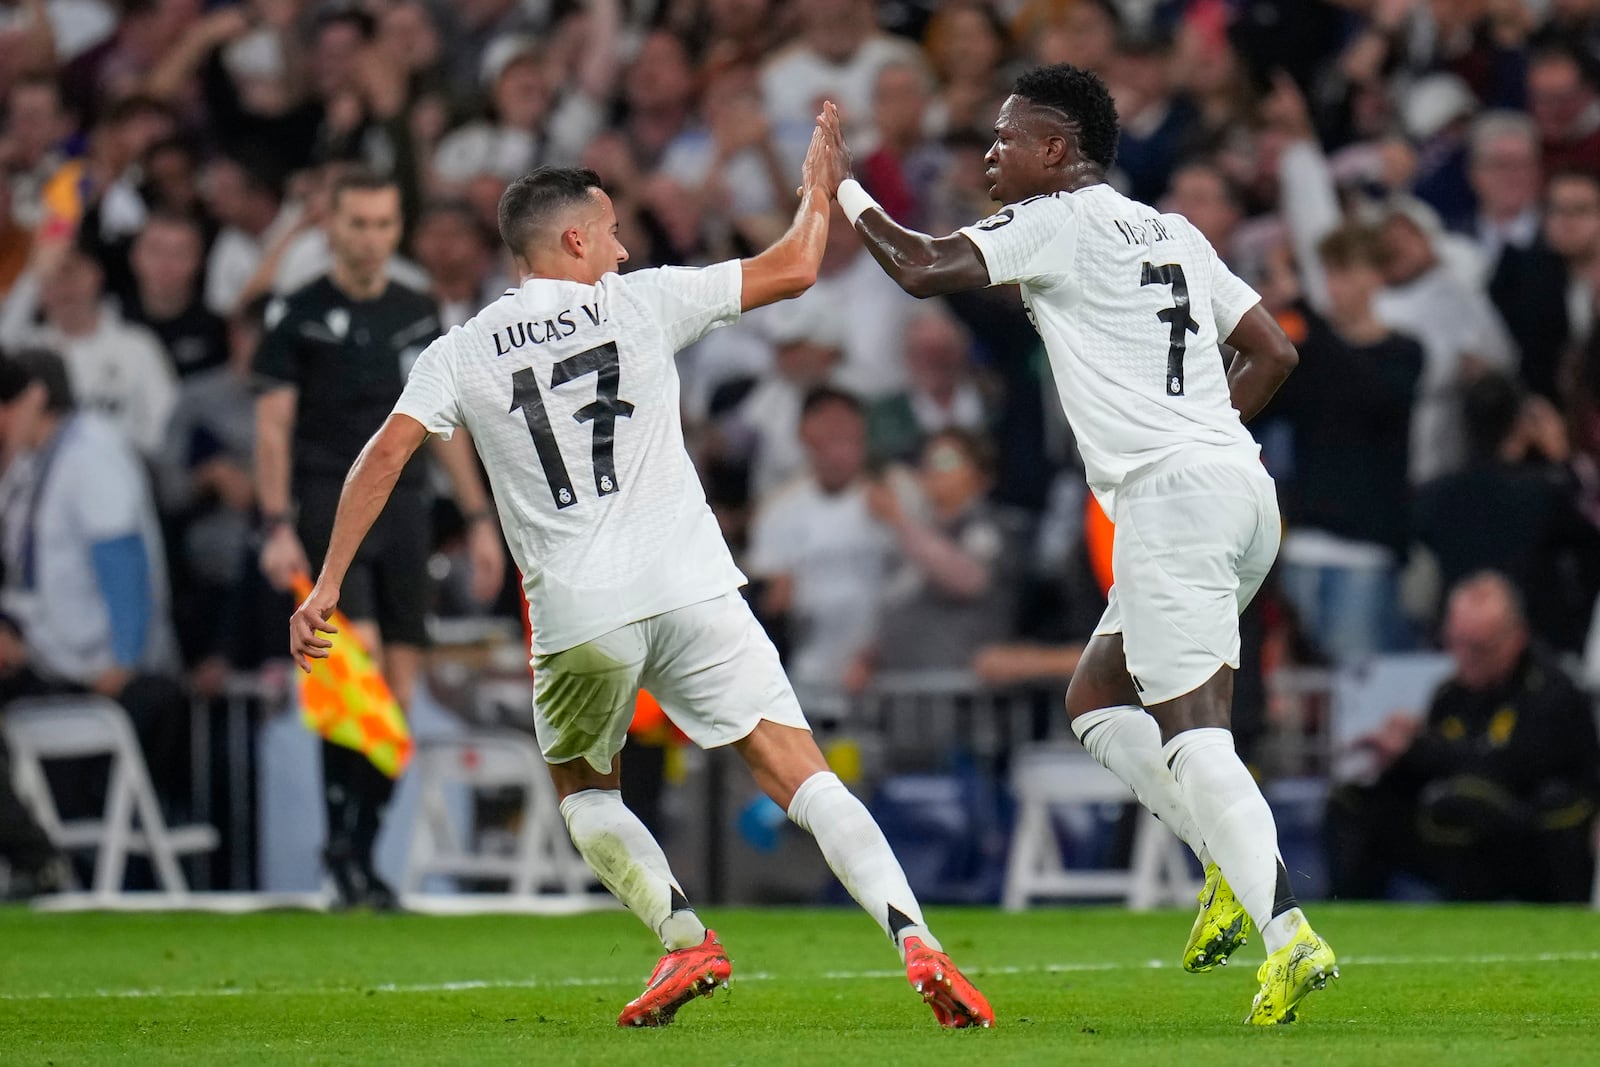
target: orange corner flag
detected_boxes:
[291,576,413,778]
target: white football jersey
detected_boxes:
[394,261,748,654]
[959,184,1263,509]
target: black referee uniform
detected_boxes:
[255,274,441,896]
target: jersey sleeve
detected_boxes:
[621,260,743,352]
[957,194,1079,287]
[252,297,298,389]
[392,333,463,439]
[1204,240,1262,341]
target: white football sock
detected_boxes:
[559,789,706,951]
[1162,728,1304,954]
[786,771,938,961]
[1071,705,1214,868]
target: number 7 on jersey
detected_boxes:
[510,341,636,509]
[1140,262,1199,397]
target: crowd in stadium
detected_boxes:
[1,0,1599,901]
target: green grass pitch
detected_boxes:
[2,903,1596,1065]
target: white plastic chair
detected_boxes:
[2,695,218,897]
[401,729,591,896]
[1002,742,1199,911]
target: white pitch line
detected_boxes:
[3,950,1598,1004]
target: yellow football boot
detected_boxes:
[1182,863,1250,973]
[1246,916,1338,1025]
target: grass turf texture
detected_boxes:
[1,904,1596,1065]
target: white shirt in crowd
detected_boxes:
[1373,263,1516,482]
[0,276,176,459]
[0,413,177,683]
[760,35,924,144]
[204,203,306,317]
[784,250,917,399]
[746,476,893,691]
[394,260,748,654]
[958,183,1263,513]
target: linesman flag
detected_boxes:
[291,576,413,778]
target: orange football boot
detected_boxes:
[616,929,732,1028]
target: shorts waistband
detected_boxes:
[1118,441,1263,489]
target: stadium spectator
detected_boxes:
[0,349,186,808]
[729,306,844,503]
[849,428,1017,685]
[1412,372,1600,652]
[1465,111,1570,401]
[0,241,175,458]
[759,0,924,142]
[1106,25,1196,206]
[2,75,74,238]
[1160,160,1244,268]
[855,60,940,228]
[920,0,1009,140]
[1525,41,1600,176]
[409,199,501,329]
[116,210,228,377]
[428,17,616,199]
[1326,571,1600,902]
[156,296,260,683]
[748,387,890,695]
[1266,225,1424,665]
[867,302,990,465]
[199,152,291,318]
[1543,168,1600,356]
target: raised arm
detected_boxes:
[289,414,428,670]
[738,103,846,311]
[1225,303,1300,422]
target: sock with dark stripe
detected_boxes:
[1162,727,1304,954]
[560,788,706,950]
[786,771,938,961]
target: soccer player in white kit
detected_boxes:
[818,66,1338,1024]
[287,107,993,1031]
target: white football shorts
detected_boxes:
[1093,454,1281,706]
[530,591,809,773]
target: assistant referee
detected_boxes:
[254,171,504,908]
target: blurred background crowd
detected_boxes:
[1,0,1599,903]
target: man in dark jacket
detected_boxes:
[1325,571,1600,901]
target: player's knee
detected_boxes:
[735,721,828,810]
[548,758,619,799]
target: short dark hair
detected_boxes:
[330,169,398,212]
[0,349,75,413]
[497,166,603,260]
[1012,63,1120,169]
[800,385,863,422]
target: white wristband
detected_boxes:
[837,179,879,226]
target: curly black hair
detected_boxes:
[1012,64,1120,170]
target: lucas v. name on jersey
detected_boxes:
[493,300,608,355]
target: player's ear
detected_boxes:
[1043,133,1070,168]
[561,227,585,259]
